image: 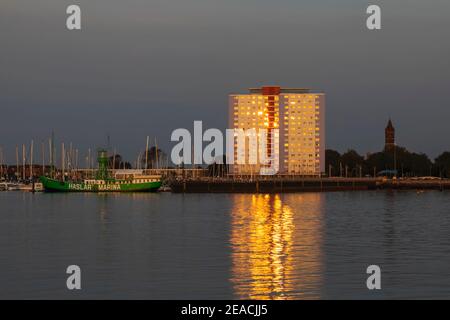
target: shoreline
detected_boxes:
[170,178,450,193]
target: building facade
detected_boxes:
[228,86,325,176]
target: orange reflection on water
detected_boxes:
[230,194,323,299]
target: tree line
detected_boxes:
[326,147,450,178]
[107,146,166,170]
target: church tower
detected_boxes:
[385,119,395,150]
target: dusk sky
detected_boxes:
[1,0,449,164]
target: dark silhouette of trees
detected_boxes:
[325,149,365,177]
[341,149,365,177]
[325,149,341,176]
[409,152,433,176]
[141,146,166,169]
[326,146,434,177]
[207,155,228,177]
[434,152,450,178]
[366,147,432,177]
[108,154,132,169]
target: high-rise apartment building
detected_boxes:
[228,86,325,175]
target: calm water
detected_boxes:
[1,191,450,299]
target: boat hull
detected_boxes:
[40,177,161,192]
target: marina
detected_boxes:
[2,175,450,193]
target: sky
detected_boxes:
[1,0,449,164]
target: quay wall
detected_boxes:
[170,178,450,193]
[170,178,379,193]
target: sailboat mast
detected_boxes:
[42,141,45,176]
[50,130,55,178]
[69,142,72,175]
[61,143,65,181]
[145,136,149,171]
[137,151,142,170]
[0,146,3,178]
[16,146,19,179]
[22,144,26,181]
[48,139,51,175]
[154,137,159,170]
[30,140,34,179]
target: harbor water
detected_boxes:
[1,191,450,299]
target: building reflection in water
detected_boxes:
[230,194,324,299]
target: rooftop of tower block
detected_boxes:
[248,86,314,95]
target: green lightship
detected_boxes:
[40,150,161,192]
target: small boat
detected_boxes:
[7,183,21,191]
[33,182,44,192]
[40,149,162,192]
[158,185,172,192]
[19,184,33,192]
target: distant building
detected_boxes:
[385,119,395,150]
[228,86,325,175]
